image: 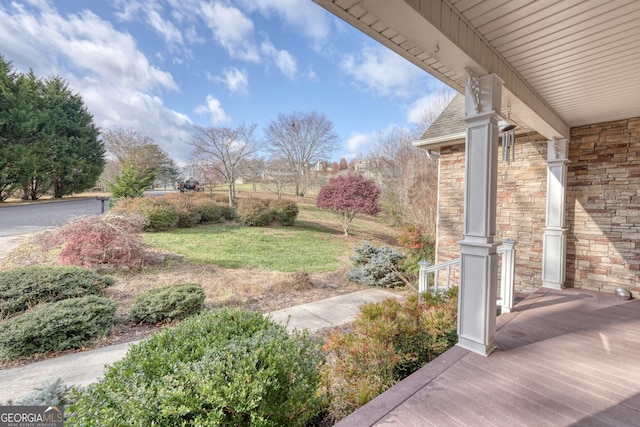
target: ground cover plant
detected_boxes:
[129,283,205,324]
[0,295,116,360]
[68,308,326,426]
[0,266,113,319]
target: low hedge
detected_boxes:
[270,199,299,226]
[0,296,116,360]
[129,283,205,324]
[111,198,179,231]
[0,267,114,319]
[68,308,326,426]
[237,198,272,226]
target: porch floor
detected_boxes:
[335,288,640,426]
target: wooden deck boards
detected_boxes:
[335,288,640,426]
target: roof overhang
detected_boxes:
[315,0,640,139]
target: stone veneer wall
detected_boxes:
[567,117,640,294]
[436,132,548,293]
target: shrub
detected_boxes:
[0,296,116,360]
[111,198,179,231]
[346,241,407,288]
[269,199,299,226]
[0,267,114,319]
[159,193,202,228]
[322,289,458,422]
[40,214,148,269]
[397,225,435,276]
[237,197,272,226]
[129,283,205,324]
[68,308,326,426]
[192,198,235,223]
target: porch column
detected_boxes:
[542,139,569,289]
[457,71,502,357]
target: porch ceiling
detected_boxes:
[314,0,640,139]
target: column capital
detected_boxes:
[547,138,570,163]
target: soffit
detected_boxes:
[315,0,640,133]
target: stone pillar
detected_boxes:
[457,71,502,357]
[542,138,569,289]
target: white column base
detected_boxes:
[456,240,498,357]
[542,227,567,289]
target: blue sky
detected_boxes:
[0,0,448,165]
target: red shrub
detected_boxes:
[40,213,148,269]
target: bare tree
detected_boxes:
[264,111,339,196]
[101,127,173,188]
[189,123,262,207]
[367,127,438,235]
[262,158,296,199]
[411,87,457,138]
[238,156,265,192]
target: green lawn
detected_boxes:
[144,224,351,272]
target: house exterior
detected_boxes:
[314,0,640,357]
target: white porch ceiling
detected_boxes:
[314,0,640,139]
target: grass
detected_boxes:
[144,224,349,272]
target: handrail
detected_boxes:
[418,239,517,312]
[418,259,460,295]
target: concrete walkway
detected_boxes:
[0,288,399,404]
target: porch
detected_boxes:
[336,287,640,426]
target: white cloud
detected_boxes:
[0,1,196,164]
[344,132,375,160]
[199,2,259,62]
[218,68,250,94]
[260,40,297,78]
[195,94,231,125]
[341,44,425,98]
[406,87,456,125]
[146,9,183,45]
[238,0,331,41]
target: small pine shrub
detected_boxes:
[237,198,272,226]
[0,296,116,360]
[68,308,326,426]
[40,214,148,269]
[346,241,407,288]
[0,267,114,319]
[322,289,458,422]
[16,379,80,406]
[129,283,205,324]
[269,199,299,226]
[111,198,179,231]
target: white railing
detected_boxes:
[418,239,517,312]
[418,259,460,295]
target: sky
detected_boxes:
[0,0,449,166]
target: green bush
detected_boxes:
[160,193,201,228]
[111,198,179,231]
[269,199,299,226]
[346,240,407,288]
[193,198,236,223]
[68,308,326,426]
[237,198,272,226]
[129,283,205,324]
[0,296,116,360]
[322,289,458,422]
[0,267,114,319]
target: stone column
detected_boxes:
[457,71,502,357]
[542,138,569,289]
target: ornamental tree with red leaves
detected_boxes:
[316,175,381,236]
